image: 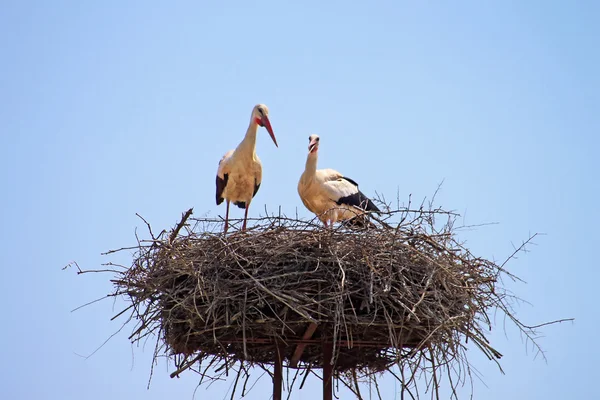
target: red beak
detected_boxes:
[308,138,319,153]
[261,115,278,147]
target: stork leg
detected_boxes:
[242,204,250,231]
[224,200,230,234]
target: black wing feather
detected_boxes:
[216,173,228,205]
[335,176,380,212]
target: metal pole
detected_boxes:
[274,342,283,400]
[322,342,333,400]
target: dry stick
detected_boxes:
[369,212,392,229]
[109,304,136,321]
[352,369,363,400]
[429,346,440,400]
[520,318,574,329]
[241,364,252,397]
[170,354,203,378]
[407,272,434,322]
[229,363,242,400]
[169,208,194,244]
[372,375,383,400]
[135,212,157,240]
[286,368,302,400]
[337,375,362,400]
[71,295,111,312]
[298,366,312,390]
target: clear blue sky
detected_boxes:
[1,1,598,399]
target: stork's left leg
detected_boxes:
[242,204,250,231]
[224,200,231,234]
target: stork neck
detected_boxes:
[305,152,318,175]
[237,120,259,155]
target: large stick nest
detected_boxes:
[99,204,553,399]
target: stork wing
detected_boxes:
[252,156,262,198]
[322,175,380,212]
[216,174,228,205]
[216,150,233,205]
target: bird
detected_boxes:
[216,104,278,233]
[297,134,380,227]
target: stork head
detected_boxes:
[252,104,278,147]
[308,134,320,154]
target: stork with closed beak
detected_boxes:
[298,134,380,227]
[216,104,277,233]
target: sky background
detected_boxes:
[1,1,598,399]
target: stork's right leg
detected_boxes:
[224,200,230,234]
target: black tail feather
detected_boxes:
[234,201,247,209]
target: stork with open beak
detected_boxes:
[297,134,380,227]
[216,104,277,233]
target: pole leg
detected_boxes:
[323,342,333,400]
[274,342,283,400]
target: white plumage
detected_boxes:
[216,104,277,233]
[298,134,380,227]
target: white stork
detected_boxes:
[216,104,277,233]
[298,134,380,227]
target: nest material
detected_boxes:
[106,207,545,398]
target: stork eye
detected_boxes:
[257,108,264,116]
